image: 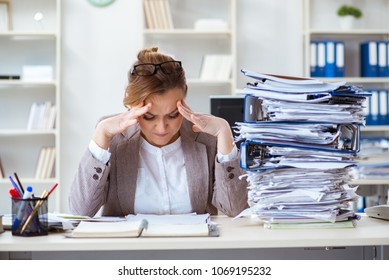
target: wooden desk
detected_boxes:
[1,216,389,260]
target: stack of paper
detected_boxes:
[236,70,370,229]
[355,138,389,179]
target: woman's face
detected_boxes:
[139,88,184,147]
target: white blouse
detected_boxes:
[134,137,191,214]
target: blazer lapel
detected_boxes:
[181,123,209,213]
[116,133,140,215]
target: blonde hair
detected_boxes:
[123,47,187,107]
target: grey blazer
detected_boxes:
[68,119,248,217]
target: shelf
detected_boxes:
[308,29,389,36]
[0,0,61,215]
[352,179,389,185]
[361,125,389,132]
[303,0,389,80]
[144,29,232,36]
[319,77,389,84]
[0,32,57,39]
[0,80,56,87]
[0,178,57,184]
[187,78,233,85]
[0,129,57,136]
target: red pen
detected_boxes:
[48,183,58,196]
[9,188,21,198]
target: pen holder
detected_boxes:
[11,197,48,237]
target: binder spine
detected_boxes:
[243,95,265,122]
[335,41,345,77]
[379,90,388,125]
[310,41,318,77]
[378,41,388,77]
[325,41,336,78]
[360,41,378,77]
[316,42,326,77]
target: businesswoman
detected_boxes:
[69,47,248,217]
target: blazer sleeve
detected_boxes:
[212,152,248,217]
[68,149,111,217]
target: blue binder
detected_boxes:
[335,41,345,77]
[379,90,388,125]
[360,41,378,77]
[378,41,388,77]
[324,41,336,77]
[364,91,372,125]
[316,41,326,77]
[310,41,318,77]
[239,127,359,171]
[369,90,380,125]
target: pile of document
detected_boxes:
[236,70,370,229]
[355,138,389,179]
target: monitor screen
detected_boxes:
[210,95,244,141]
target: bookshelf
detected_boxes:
[0,0,61,214]
[302,0,389,209]
[142,0,237,113]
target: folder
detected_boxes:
[378,41,388,77]
[386,41,389,77]
[363,91,372,125]
[242,93,368,124]
[239,133,358,171]
[360,41,378,77]
[370,90,379,125]
[310,41,318,77]
[316,41,326,77]
[324,41,336,77]
[335,41,345,77]
[379,90,388,125]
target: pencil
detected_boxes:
[20,190,49,234]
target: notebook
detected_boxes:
[67,214,219,238]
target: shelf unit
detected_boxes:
[303,0,389,208]
[141,0,236,113]
[0,0,61,214]
[303,0,389,80]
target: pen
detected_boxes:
[20,190,49,234]
[13,172,25,194]
[9,175,23,197]
[48,183,58,196]
[8,188,21,198]
[12,186,33,232]
[19,183,59,234]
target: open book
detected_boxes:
[67,213,218,238]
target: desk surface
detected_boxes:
[1,216,389,252]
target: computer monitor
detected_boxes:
[210,95,244,142]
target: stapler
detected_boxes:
[364,205,389,221]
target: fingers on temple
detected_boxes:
[178,102,192,119]
[132,103,151,117]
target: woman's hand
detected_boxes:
[93,103,151,150]
[177,100,234,155]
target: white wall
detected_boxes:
[60,0,303,212]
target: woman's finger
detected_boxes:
[177,101,193,120]
[130,103,152,119]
